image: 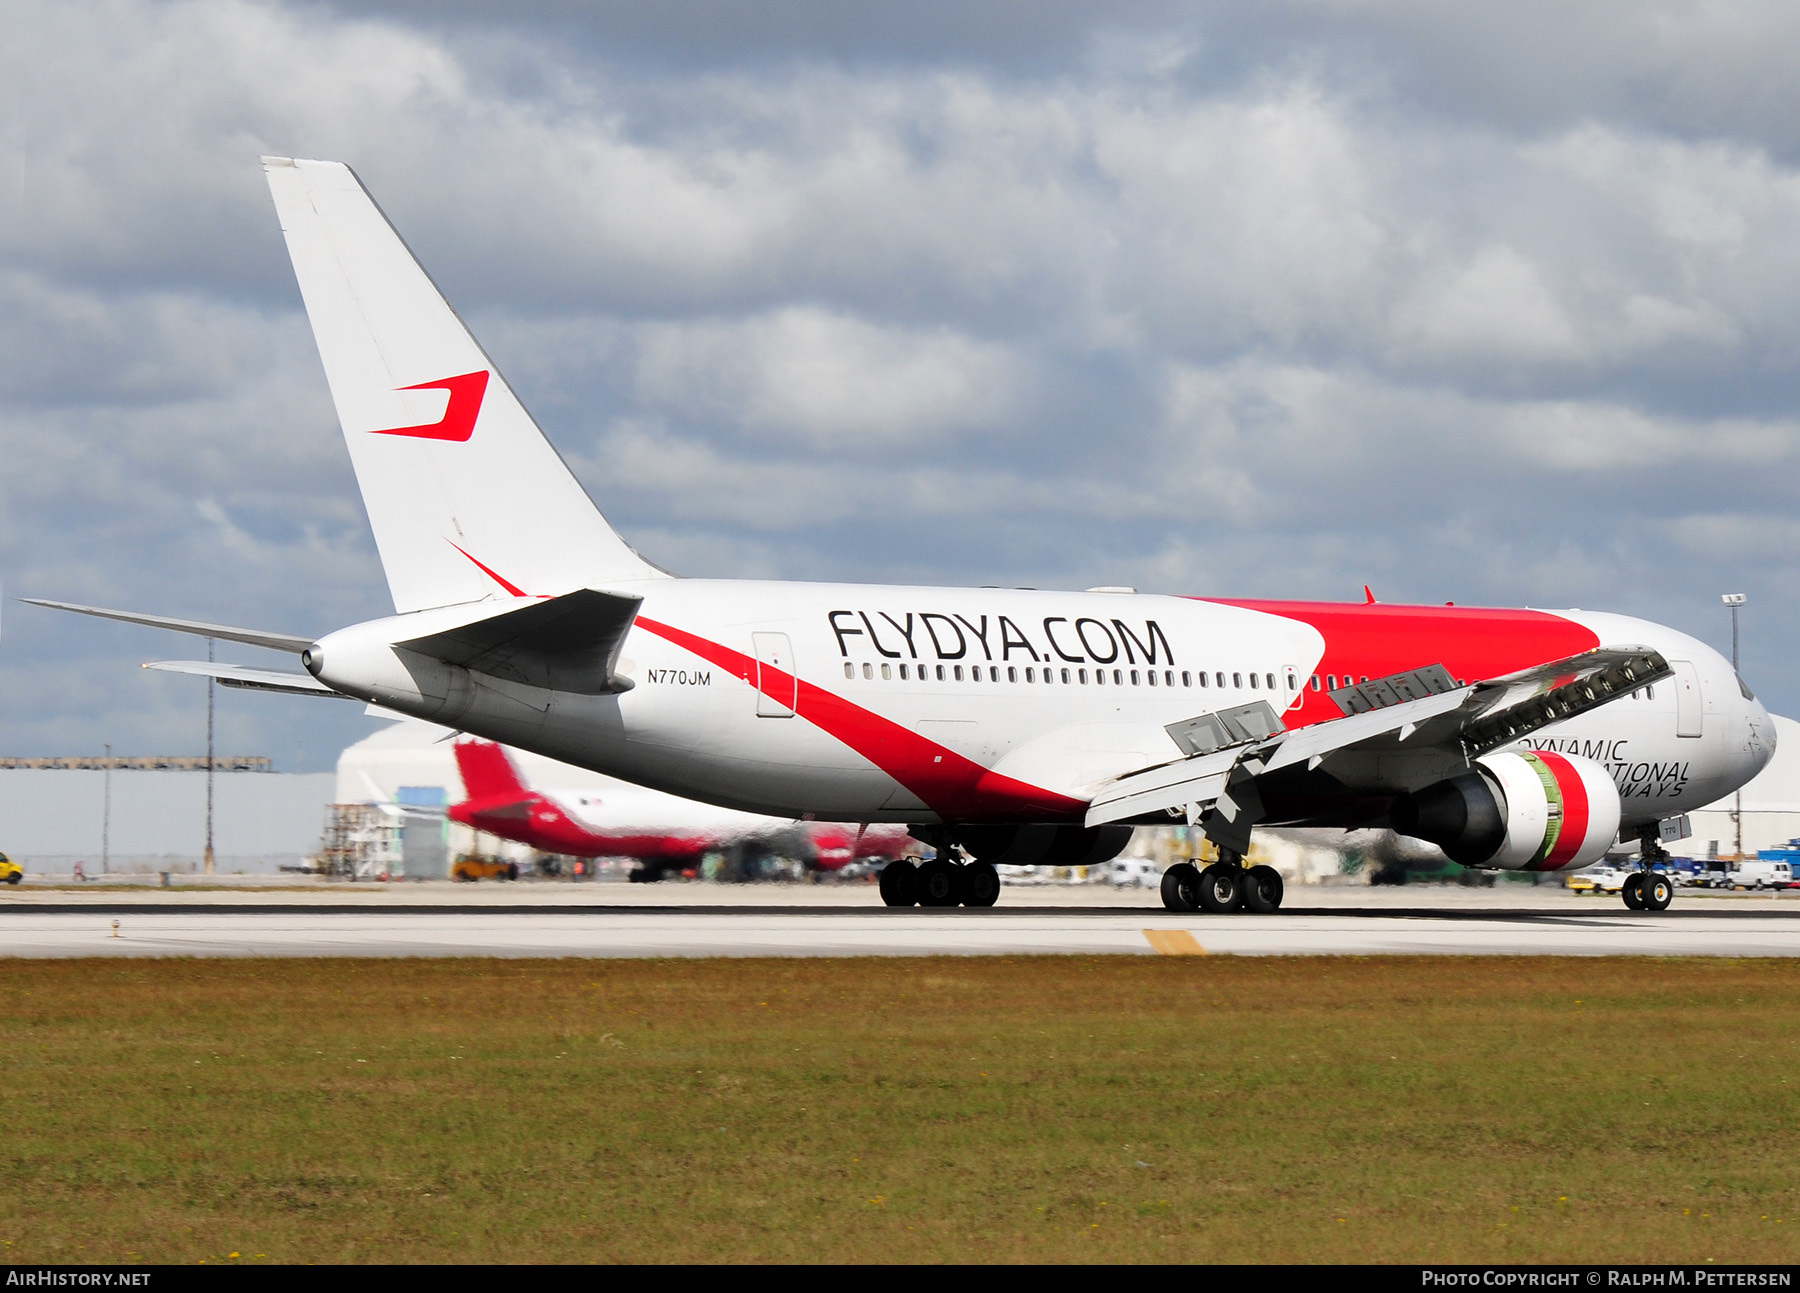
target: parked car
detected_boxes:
[0,852,22,885]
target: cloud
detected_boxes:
[5,0,1800,765]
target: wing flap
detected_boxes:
[1084,645,1671,828]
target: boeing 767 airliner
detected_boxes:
[26,158,1775,913]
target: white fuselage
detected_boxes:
[307,581,1773,830]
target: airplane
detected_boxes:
[445,737,911,879]
[24,157,1775,915]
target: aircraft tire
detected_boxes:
[1621,873,1646,910]
[1242,864,1284,914]
[1160,863,1200,912]
[916,858,960,907]
[1197,863,1244,914]
[964,861,1001,908]
[1642,873,1674,912]
[879,859,919,907]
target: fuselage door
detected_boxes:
[753,631,797,718]
[1670,659,1703,738]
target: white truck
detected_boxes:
[1724,859,1794,890]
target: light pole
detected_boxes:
[1723,593,1747,860]
[101,741,111,875]
[204,637,215,877]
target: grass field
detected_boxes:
[2,955,1797,1264]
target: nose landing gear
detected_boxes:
[1625,826,1677,913]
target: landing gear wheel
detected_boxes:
[1622,873,1647,910]
[1641,873,1674,912]
[964,861,1001,908]
[916,858,961,907]
[878,859,919,907]
[1242,864,1284,914]
[1161,863,1200,912]
[1197,863,1245,914]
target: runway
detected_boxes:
[3,885,1798,958]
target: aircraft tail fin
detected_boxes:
[453,739,530,801]
[261,157,667,613]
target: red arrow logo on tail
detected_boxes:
[372,370,490,442]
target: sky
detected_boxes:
[3,0,1799,771]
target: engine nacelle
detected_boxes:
[1389,751,1621,871]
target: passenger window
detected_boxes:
[1198,671,1207,687]
[936,665,946,681]
[1026,667,1035,683]
[1095,669,1105,686]
[844,662,854,679]
[881,663,891,680]
[1113,669,1123,685]
[863,663,874,679]
[1284,673,1294,690]
[899,663,909,680]
[1268,673,1277,690]
[1248,673,1258,689]
[1646,684,1655,700]
[1061,668,1071,684]
[990,666,1000,682]
[1008,667,1018,683]
[1182,671,1193,687]
[1234,672,1243,688]
[1216,672,1225,687]
[954,665,964,681]
[1165,670,1174,687]
[1079,668,1089,684]
[1145,670,1154,687]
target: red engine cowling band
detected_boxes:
[1389,751,1621,871]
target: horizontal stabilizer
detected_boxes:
[23,599,313,653]
[398,588,642,695]
[145,660,348,698]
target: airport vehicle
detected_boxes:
[0,852,20,885]
[1728,858,1794,890]
[27,158,1776,914]
[1567,866,1630,895]
[451,855,519,882]
[448,738,908,879]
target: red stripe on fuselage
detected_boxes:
[1200,599,1601,728]
[634,616,1085,822]
[1531,749,1591,870]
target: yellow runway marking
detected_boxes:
[1143,929,1207,956]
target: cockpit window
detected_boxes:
[1738,672,1756,701]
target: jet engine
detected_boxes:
[952,824,1134,867]
[1388,751,1621,871]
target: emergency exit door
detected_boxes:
[753,632,797,717]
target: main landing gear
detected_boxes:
[1623,828,1676,913]
[1160,852,1285,913]
[878,857,1001,909]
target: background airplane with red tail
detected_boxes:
[448,738,910,878]
[29,157,1775,917]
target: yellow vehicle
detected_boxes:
[0,852,22,885]
[451,855,519,882]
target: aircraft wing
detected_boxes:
[145,660,350,698]
[1085,645,1671,830]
